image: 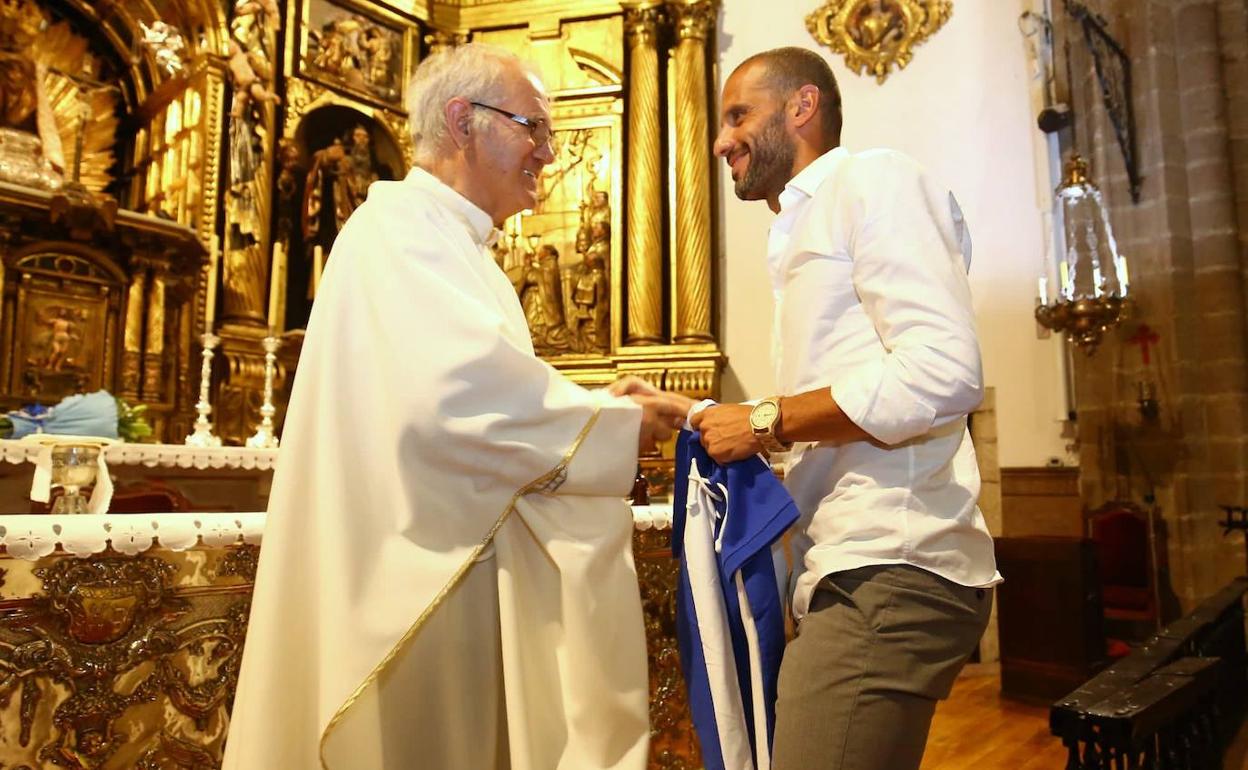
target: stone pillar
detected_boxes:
[668,0,716,344]
[624,4,665,345]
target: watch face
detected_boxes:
[750,401,778,429]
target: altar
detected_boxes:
[0,501,700,769]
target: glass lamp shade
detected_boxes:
[1036,154,1132,352]
[1056,155,1129,301]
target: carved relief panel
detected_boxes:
[8,251,121,400]
[475,17,625,358]
[493,104,623,357]
[299,0,414,106]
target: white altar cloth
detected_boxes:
[0,506,671,561]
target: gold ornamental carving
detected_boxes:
[669,0,716,344]
[669,0,715,41]
[0,554,249,769]
[806,0,952,83]
[623,4,664,345]
[424,30,469,56]
[633,528,701,770]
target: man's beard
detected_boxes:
[734,110,795,201]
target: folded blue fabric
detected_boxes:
[672,429,799,770]
[8,390,119,439]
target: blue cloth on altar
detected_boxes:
[7,391,119,439]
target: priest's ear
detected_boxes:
[445,97,476,149]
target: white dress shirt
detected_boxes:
[767,147,1002,622]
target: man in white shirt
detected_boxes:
[223,44,687,770]
[700,47,1001,769]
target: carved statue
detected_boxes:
[302,124,380,271]
[312,18,366,89]
[567,219,611,354]
[138,21,186,77]
[518,243,571,354]
[227,0,281,122]
[361,26,394,90]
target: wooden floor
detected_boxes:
[921,664,1248,770]
[920,664,1069,770]
[920,663,1248,770]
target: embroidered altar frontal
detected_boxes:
[0,508,703,769]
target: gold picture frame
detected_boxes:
[292,0,417,108]
[806,0,952,83]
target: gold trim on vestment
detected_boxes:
[318,407,604,769]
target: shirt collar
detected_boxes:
[405,167,500,247]
[777,146,849,215]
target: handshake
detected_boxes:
[607,376,696,454]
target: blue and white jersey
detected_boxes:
[672,429,799,770]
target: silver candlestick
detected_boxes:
[246,334,281,449]
[185,332,223,447]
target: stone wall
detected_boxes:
[1055,0,1248,610]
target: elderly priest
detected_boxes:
[223,44,689,770]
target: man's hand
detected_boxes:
[689,403,762,463]
[630,394,688,454]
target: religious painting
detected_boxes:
[299,0,409,105]
[12,282,108,399]
[494,103,623,359]
[806,0,952,83]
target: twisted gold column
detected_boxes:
[625,4,665,345]
[669,0,716,344]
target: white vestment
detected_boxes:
[223,168,650,770]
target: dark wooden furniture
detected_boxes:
[996,535,1109,703]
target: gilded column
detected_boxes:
[142,263,168,400]
[669,0,716,343]
[624,4,665,345]
[121,268,146,399]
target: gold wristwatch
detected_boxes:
[749,396,792,454]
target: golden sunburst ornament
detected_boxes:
[34,21,118,192]
[806,0,952,84]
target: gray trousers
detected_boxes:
[771,564,993,770]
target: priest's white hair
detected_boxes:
[405,43,539,163]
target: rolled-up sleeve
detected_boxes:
[829,153,984,446]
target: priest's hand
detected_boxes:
[610,376,696,423]
[630,394,686,454]
[607,375,658,397]
[689,403,760,463]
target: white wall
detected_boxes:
[715,0,1069,468]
